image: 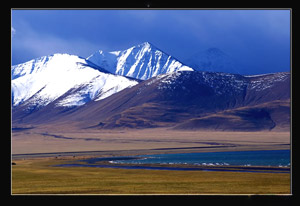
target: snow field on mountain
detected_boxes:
[12,54,138,108]
[56,73,138,107]
[248,72,290,92]
[12,54,98,106]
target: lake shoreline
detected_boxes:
[11,144,290,160]
[55,162,290,174]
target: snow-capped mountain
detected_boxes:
[11,42,290,131]
[183,48,239,74]
[87,42,193,80]
[11,53,138,111]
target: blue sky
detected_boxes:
[11,9,291,75]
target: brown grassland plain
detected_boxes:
[12,127,290,154]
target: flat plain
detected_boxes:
[12,127,290,154]
[11,127,291,195]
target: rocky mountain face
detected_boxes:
[87,42,193,80]
[78,71,290,131]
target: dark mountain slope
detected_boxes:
[12,71,290,131]
[51,71,290,130]
[173,100,290,131]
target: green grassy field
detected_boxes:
[11,158,290,195]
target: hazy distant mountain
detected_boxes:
[184,48,239,74]
[87,42,193,80]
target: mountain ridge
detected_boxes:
[87,41,193,80]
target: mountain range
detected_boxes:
[11,42,291,131]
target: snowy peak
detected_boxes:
[12,54,56,80]
[87,42,193,80]
[12,53,109,81]
[184,48,238,74]
[127,41,156,52]
[135,41,152,48]
[11,53,138,110]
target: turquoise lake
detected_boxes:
[55,150,291,173]
[105,150,290,167]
